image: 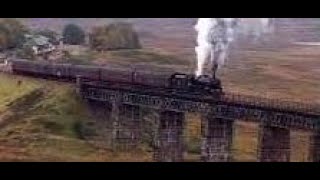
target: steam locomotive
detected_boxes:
[169,73,222,94]
[9,59,223,95]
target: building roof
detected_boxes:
[24,34,51,46]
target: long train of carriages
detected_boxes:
[9,59,223,94]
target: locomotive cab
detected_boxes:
[169,73,191,89]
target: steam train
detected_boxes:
[9,59,223,94]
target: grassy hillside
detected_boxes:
[0,75,40,113]
[0,74,152,161]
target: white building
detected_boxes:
[23,34,66,57]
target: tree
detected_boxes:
[89,22,141,51]
[16,45,36,60]
[63,24,85,45]
[0,18,28,50]
[0,25,10,50]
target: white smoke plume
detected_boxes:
[195,18,274,77]
[237,18,274,41]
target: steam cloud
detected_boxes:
[195,18,274,77]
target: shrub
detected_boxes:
[16,46,36,60]
[36,29,60,45]
[63,24,85,45]
[89,22,141,51]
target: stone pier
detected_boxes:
[154,111,185,162]
[112,103,142,150]
[201,115,234,162]
[310,131,320,162]
[259,126,290,162]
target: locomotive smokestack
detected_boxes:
[212,63,218,80]
[194,18,274,78]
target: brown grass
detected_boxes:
[0,74,153,162]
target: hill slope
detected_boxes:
[0,74,152,161]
